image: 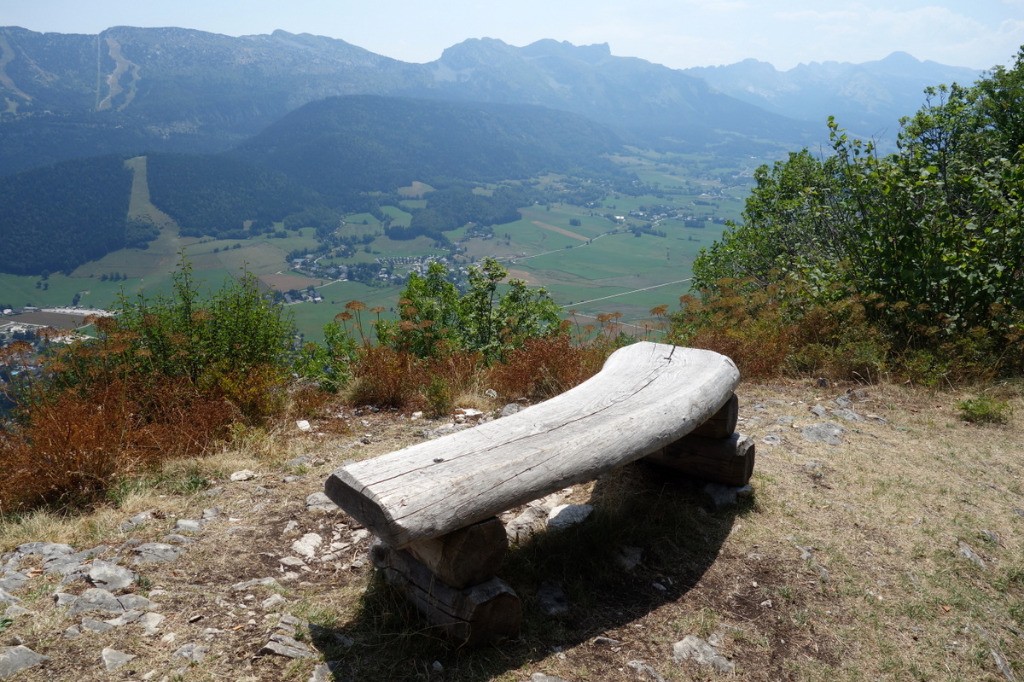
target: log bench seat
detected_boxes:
[324,341,754,643]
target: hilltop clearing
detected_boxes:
[1,380,1020,681]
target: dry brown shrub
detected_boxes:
[487,335,611,401]
[349,346,424,409]
[0,378,236,513]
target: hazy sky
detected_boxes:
[4,0,1022,70]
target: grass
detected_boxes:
[0,379,1020,681]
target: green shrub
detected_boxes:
[957,396,1012,424]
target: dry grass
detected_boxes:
[0,381,1021,681]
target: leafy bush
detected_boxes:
[375,258,562,362]
[957,396,1012,425]
[690,49,1024,381]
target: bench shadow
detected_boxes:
[310,462,754,681]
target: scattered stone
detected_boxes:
[88,560,136,592]
[652,581,667,592]
[627,659,667,682]
[65,588,124,615]
[140,612,165,636]
[63,625,81,639]
[279,557,307,569]
[0,573,28,593]
[101,647,136,671]
[291,534,323,559]
[832,408,864,422]
[350,529,370,544]
[536,582,570,617]
[305,492,337,513]
[133,543,182,565]
[500,403,521,418]
[3,606,30,619]
[296,420,312,432]
[432,660,444,672]
[17,542,73,558]
[762,434,783,446]
[775,415,796,426]
[81,617,116,633]
[547,504,593,530]
[703,483,753,509]
[162,534,194,545]
[0,645,49,679]
[0,589,19,606]
[531,674,569,682]
[672,635,735,674]
[262,594,287,610]
[309,661,346,682]
[593,636,622,647]
[121,511,155,531]
[834,394,853,408]
[1014,508,1024,519]
[801,422,845,445]
[202,507,221,520]
[231,577,280,592]
[105,610,144,626]
[506,506,548,543]
[958,541,986,569]
[172,643,208,663]
[230,470,256,482]
[809,404,828,417]
[260,633,315,659]
[615,546,643,571]
[174,519,203,534]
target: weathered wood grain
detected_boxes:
[645,432,755,486]
[325,343,739,547]
[370,541,522,644]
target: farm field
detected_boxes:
[0,151,752,341]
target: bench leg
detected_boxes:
[370,539,522,645]
[645,432,756,487]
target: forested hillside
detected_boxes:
[230,95,623,206]
[0,156,135,275]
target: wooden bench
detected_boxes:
[324,342,754,643]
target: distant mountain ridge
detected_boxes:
[685,52,982,140]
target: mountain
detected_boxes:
[685,52,982,141]
[0,26,815,176]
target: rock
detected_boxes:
[104,610,144,626]
[958,541,986,569]
[292,534,323,559]
[201,507,221,520]
[63,625,81,639]
[809,404,828,417]
[615,546,643,571]
[101,647,136,671]
[65,588,157,615]
[547,504,594,530]
[500,403,521,417]
[229,470,256,482]
[3,606,30,619]
[133,543,182,565]
[17,542,72,558]
[296,420,312,432]
[0,589,19,606]
[82,617,116,633]
[172,643,208,662]
[536,582,570,617]
[231,577,280,592]
[0,573,28,593]
[309,661,346,682]
[834,394,853,408]
[801,422,845,445]
[262,594,287,610]
[88,560,136,592]
[260,633,315,659]
[0,645,49,679]
[627,659,667,682]
[703,483,753,509]
[506,506,548,543]
[305,492,337,513]
[162,534,194,545]
[593,636,622,647]
[531,674,569,682]
[762,434,782,446]
[832,408,864,422]
[121,511,155,531]
[174,519,203,533]
[672,634,735,673]
[140,612,165,636]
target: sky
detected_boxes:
[3,0,1022,71]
